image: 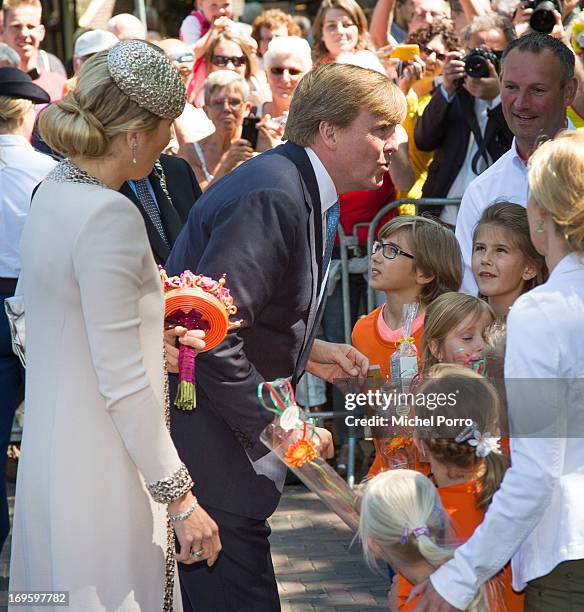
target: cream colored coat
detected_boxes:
[9,180,184,611]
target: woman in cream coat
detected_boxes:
[9,41,220,611]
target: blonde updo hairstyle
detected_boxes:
[0,96,33,133]
[39,50,162,158]
[359,469,490,611]
[528,130,584,254]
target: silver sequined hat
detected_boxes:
[107,39,186,120]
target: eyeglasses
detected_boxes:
[211,54,247,68]
[270,67,304,76]
[372,241,414,260]
[418,44,446,61]
[208,97,244,110]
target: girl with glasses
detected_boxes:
[352,216,462,478]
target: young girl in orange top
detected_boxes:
[421,292,495,377]
[359,366,524,611]
[352,216,463,476]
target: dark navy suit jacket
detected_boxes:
[166,141,326,520]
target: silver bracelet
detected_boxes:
[168,497,199,522]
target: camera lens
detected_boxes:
[464,53,490,78]
[529,0,558,33]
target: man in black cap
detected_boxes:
[0,67,54,554]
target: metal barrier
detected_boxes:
[304,197,461,486]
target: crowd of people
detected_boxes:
[0,0,584,609]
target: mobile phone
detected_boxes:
[241,116,260,150]
[390,44,420,61]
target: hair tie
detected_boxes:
[455,422,501,458]
[400,523,429,544]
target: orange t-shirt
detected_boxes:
[397,481,524,611]
[352,306,425,477]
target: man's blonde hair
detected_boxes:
[284,63,406,146]
[2,0,41,17]
[528,130,584,254]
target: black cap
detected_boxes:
[0,67,50,104]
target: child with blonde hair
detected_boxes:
[352,216,463,476]
[472,202,547,319]
[421,292,495,376]
[360,366,524,610]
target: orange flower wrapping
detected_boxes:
[384,435,412,454]
[160,268,241,410]
[285,438,318,468]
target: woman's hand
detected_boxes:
[169,492,222,566]
[164,326,206,373]
[216,139,254,176]
[398,56,426,94]
[256,114,285,152]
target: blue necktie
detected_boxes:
[135,178,169,248]
[323,200,340,269]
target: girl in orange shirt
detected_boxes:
[359,366,524,611]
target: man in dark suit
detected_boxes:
[165,63,407,611]
[414,14,515,222]
[120,153,201,265]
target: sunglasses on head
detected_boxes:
[269,66,304,76]
[211,54,247,67]
[418,44,446,61]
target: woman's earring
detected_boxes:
[131,141,138,165]
[536,220,545,234]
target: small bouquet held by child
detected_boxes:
[259,379,360,531]
[160,267,242,410]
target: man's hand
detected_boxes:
[314,426,334,459]
[409,579,461,611]
[442,51,466,97]
[306,339,369,382]
[463,59,500,100]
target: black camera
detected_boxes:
[463,48,501,79]
[524,0,563,33]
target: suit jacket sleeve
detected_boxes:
[414,86,452,152]
[167,188,302,461]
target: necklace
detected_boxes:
[46,158,108,189]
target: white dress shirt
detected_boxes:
[455,138,528,295]
[0,134,57,278]
[431,252,584,609]
[304,146,338,306]
[443,95,501,226]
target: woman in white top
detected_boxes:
[9,41,220,612]
[0,68,55,556]
[413,130,584,610]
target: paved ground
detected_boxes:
[0,482,388,611]
[272,485,388,612]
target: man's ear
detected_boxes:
[318,120,339,150]
[38,23,46,43]
[415,267,434,288]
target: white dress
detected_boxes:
[9,172,185,611]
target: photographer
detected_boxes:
[414,14,516,225]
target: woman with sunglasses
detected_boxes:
[259,36,312,121]
[395,23,462,200]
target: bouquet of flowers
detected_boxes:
[160,268,242,410]
[259,379,360,531]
